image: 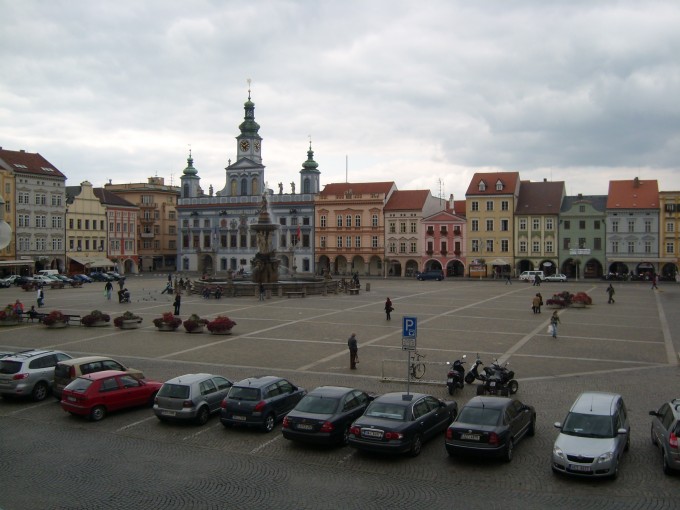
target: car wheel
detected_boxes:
[476,385,485,396]
[410,434,423,457]
[528,416,536,437]
[341,425,350,446]
[195,406,210,426]
[662,449,673,475]
[262,413,276,433]
[650,425,657,446]
[503,439,514,462]
[90,405,106,422]
[32,382,48,402]
[508,380,519,395]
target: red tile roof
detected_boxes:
[606,178,659,209]
[465,172,520,196]
[453,200,466,215]
[0,148,66,178]
[384,190,431,211]
[319,182,396,197]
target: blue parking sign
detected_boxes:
[402,316,417,338]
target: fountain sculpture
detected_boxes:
[251,193,280,284]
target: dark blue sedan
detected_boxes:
[348,392,457,457]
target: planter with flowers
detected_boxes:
[183,314,208,334]
[570,292,592,308]
[206,315,237,335]
[0,305,21,326]
[42,310,69,328]
[113,311,143,329]
[153,312,183,332]
[81,310,111,327]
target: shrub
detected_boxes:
[0,305,21,322]
[113,311,142,328]
[206,315,237,333]
[572,292,592,305]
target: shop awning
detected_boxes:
[0,259,35,267]
[490,258,510,266]
[68,255,115,268]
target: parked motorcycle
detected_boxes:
[464,354,485,385]
[476,359,519,396]
[445,355,467,395]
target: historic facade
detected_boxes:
[659,191,680,278]
[558,194,607,279]
[93,188,139,274]
[176,91,318,276]
[419,195,467,277]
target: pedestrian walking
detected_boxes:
[36,288,45,308]
[651,274,658,290]
[550,311,561,338]
[118,278,125,291]
[259,283,265,301]
[536,292,543,313]
[104,280,113,300]
[532,294,540,314]
[168,273,172,285]
[505,273,512,285]
[347,333,359,369]
[161,281,173,294]
[385,297,393,320]
[606,284,615,304]
[534,274,541,286]
[173,293,181,315]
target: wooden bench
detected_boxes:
[23,312,47,323]
[285,291,305,298]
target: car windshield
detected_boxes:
[0,361,21,375]
[228,386,260,401]
[457,407,501,426]
[562,412,614,438]
[295,395,340,414]
[364,401,406,421]
[158,383,190,399]
[65,378,93,393]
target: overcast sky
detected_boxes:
[2,0,679,200]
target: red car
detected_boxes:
[60,370,162,421]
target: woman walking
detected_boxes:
[550,311,561,339]
[385,297,393,320]
[173,292,181,316]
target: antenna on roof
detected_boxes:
[345,155,348,183]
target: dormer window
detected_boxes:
[495,180,504,191]
[478,181,486,191]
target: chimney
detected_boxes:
[543,178,547,182]
[578,193,583,199]
[449,194,454,210]
[633,177,640,188]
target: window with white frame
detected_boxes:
[372,214,378,227]
[399,222,406,234]
[666,222,674,233]
[501,200,509,211]
[320,236,326,248]
[519,218,527,230]
[486,219,493,231]
[500,219,509,231]
[52,216,63,229]
[519,240,527,252]
[35,193,46,205]
[471,201,479,212]
[355,215,361,227]
[486,201,493,211]
[346,236,351,248]
[486,239,493,252]
[51,195,62,206]
[546,218,554,230]
[19,237,30,251]
[644,219,651,233]
[471,219,479,232]
[345,215,351,227]
[355,236,361,248]
[628,220,635,232]
[399,242,406,253]
[532,218,540,230]
[612,220,619,233]
[471,239,479,252]
[495,180,503,191]
[52,238,63,251]
[125,240,134,251]
[545,241,553,253]
[612,240,619,253]
[36,215,47,228]
[372,236,378,248]
[532,241,540,252]
[320,215,327,227]
[410,222,417,234]
[645,241,652,253]
[389,222,396,234]
[337,236,342,248]
[388,242,396,253]
[500,239,509,252]
[666,242,674,254]
[18,192,29,204]
[35,238,46,251]
[410,241,417,253]
[627,241,635,253]
[336,215,342,227]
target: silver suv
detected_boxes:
[649,398,680,475]
[552,391,630,478]
[0,349,72,401]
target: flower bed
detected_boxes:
[0,305,21,325]
[571,292,592,306]
[153,312,182,331]
[42,310,68,327]
[113,311,143,329]
[206,315,237,335]
[81,310,111,327]
[183,314,208,333]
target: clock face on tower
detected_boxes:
[254,141,261,152]
[240,140,250,152]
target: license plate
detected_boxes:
[362,429,383,439]
[568,464,592,473]
[489,381,496,387]
[447,378,453,383]
[460,433,480,440]
[297,424,313,431]
[232,415,246,421]
[67,396,76,402]
[161,411,176,417]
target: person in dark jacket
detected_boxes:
[173,293,181,315]
[385,297,393,320]
[347,333,358,369]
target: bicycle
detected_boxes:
[410,351,426,380]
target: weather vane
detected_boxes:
[247,78,251,98]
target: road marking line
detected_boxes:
[7,399,55,415]
[116,415,155,432]
[183,422,221,440]
[654,288,678,365]
[250,434,281,454]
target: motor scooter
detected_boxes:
[445,355,466,395]
[464,354,485,385]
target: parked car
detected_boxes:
[72,274,93,283]
[13,275,34,286]
[60,370,162,421]
[544,274,568,282]
[31,275,55,285]
[0,349,72,401]
[445,396,535,461]
[348,392,457,457]
[282,386,374,445]
[154,373,233,425]
[552,391,630,478]
[52,274,75,284]
[54,356,145,399]
[649,398,680,474]
[106,271,123,280]
[519,270,545,282]
[220,376,306,432]
[90,272,113,282]
[0,277,11,288]
[416,270,444,281]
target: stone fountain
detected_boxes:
[251,193,280,283]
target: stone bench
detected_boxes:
[348,288,360,295]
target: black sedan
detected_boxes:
[445,396,535,462]
[282,386,373,446]
[348,392,457,457]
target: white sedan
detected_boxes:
[544,273,568,282]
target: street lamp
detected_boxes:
[0,196,12,250]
